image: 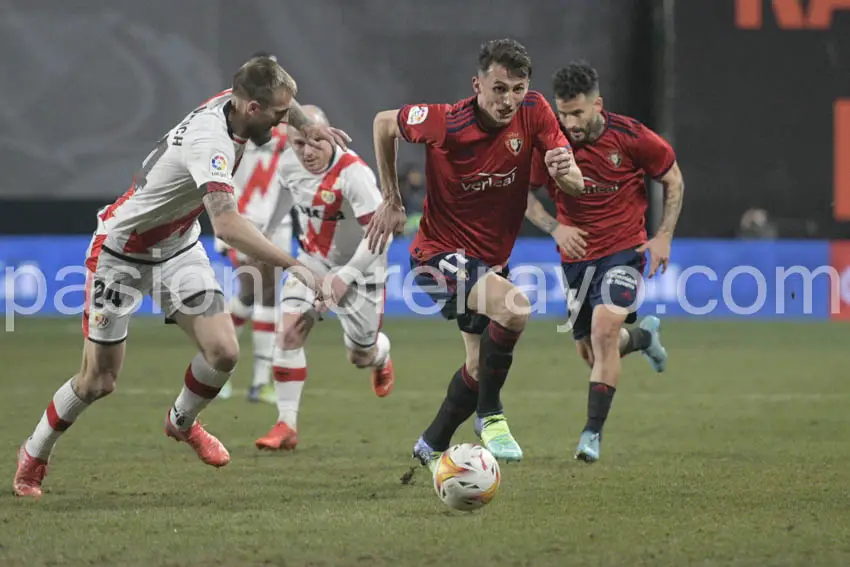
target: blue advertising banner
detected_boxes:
[0,236,835,322]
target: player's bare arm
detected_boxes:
[525,190,558,234]
[636,161,684,277]
[525,190,587,259]
[365,109,407,254]
[288,99,351,150]
[655,161,684,238]
[202,186,323,293]
[545,147,585,196]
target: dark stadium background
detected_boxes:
[2,0,847,240]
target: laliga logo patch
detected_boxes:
[407,105,428,125]
[505,133,523,156]
[609,152,622,168]
[210,153,228,177]
[320,190,336,205]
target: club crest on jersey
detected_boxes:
[608,152,622,168]
[407,105,428,125]
[320,190,337,205]
[210,153,229,178]
[505,133,523,156]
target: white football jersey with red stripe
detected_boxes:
[231,125,292,230]
[276,148,383,279]
[96,89,246,261]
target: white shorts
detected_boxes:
[223,219,293,266]
[82,238,222,344]
[279,275,386,350]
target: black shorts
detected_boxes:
[410,252,509,335]
[562,247,646,341]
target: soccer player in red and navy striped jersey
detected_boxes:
[366,39,584,470]
[526,62,685,463]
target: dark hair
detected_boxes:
[478,38,532,79]
[552,62,599,101]
[232,56,297,106]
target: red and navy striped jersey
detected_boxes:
[399,91,569,267]
[532,111,676,262]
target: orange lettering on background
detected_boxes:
[834,100,850,221]
[736,0,850,29]
[808,0,850,28]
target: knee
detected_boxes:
[493,290,530,331]
[464,360,479,381]
[590,318,621,351]
[204,338,240,372]
[347,348,375,369]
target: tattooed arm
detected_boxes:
[636,161,685,277]
[202,187,306,274]
[287,99,350,149]
[655,161,685,238]
[286,100,311,130]
[526,189,588,259]
[525,190,559,234]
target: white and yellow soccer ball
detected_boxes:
[432,443,501,511]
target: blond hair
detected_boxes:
[232,56,297,106]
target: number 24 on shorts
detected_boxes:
[92,279,125,310]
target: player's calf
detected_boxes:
[575,306,627,463]
[468,274,529,419]
[15,340,123,497]
[168,303,237,464]
[619,326,652,357]
[575,338,595,368]
[589,306,624,388]
[468,274,528,461]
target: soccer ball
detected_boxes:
[432,443,501,511]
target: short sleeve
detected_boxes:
[529,149,550,189]
[341,160,383,225]
[526,91,570,153]
[397,104,450,146]
[183,117,237,192]
[630,124,676,179]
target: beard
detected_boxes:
[245,121,274,146]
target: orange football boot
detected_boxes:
[372,358,395,398]
[255,422,298,451]
[13,444,47,499]
[165,414,230,467]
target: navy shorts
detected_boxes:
[410,252,509,335]
[561,248,646,341]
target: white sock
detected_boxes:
[272,347,307,429]
[25,378,90,460]
[372,332,391,368]
[170,353,233,431]
[230,296,253,338]
[252,305,276,387]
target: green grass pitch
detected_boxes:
[1,317,849,566]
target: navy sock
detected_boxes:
[422,366,478,451]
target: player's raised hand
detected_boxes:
[552,224,588,259]
[544,147,574,178]
[636,234,672,278]
[366,201,406,254]
[301,123,351,151]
